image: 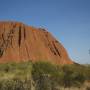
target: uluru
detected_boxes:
[0,21,73,64]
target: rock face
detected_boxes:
[0,22,73,64]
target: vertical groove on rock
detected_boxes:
[52,41,61,57]
[0,24,5,57]
[18,26,21,47]
[25,43,30,59]
[10,29,14,47]
[24,27,26,40]
[0,28,15,57]
[45,33,57,56]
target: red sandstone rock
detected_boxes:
[0,21,73,64]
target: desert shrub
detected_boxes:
[32,62,55,90]
[32,61,64,90]
[62,64,87,88]
[0,78,32,90]
[32,61,57,79]
[35,74,51,90]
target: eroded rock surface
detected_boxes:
[0,22,73,64]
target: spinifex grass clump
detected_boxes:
[0,61,90,90]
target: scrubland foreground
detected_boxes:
[0,61,90,90]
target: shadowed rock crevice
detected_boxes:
[45,33,59,56]
[52,41,61,57]
[24,27,26,40]
[18,26,22,47]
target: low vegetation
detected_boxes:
[0,61,90,90]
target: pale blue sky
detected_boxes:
[0,0,90,64]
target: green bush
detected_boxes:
[0,79,32,90]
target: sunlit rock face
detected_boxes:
[0,21,73,64]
